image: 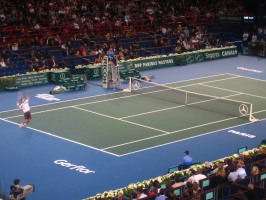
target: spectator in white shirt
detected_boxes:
[0,58,7,68]
[187,169,207,184]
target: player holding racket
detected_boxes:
[16,93,31,128]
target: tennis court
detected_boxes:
[1,73,266,156]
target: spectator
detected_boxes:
[179,150,193,170]
[242,31,249,47]
[231,190,248,200]
[94,54,103,64]
[227,165,238,182]
[187,169,207,185]
[184,27,190,37]
[251,32,257,42]
[117,192,130,200]
[245,183,260,200]
[49,56,59,69]
[5,58,14,68]
[136,187,147,199]
[182,182,194,199]
[255,146,266,161]
[250,165,260,182]
[0,58,7,68]
[155,189,167,200]
[215,39,221,47]
[165,187,177,200]
[213,167,227,187]
[236,161,247,180]
[172,177,185,189]
[182,38,191,51]
[9,179,25,200]
[251,165,259,175]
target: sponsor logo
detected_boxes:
[94,68,99,75]
[222,49,238,56]
[228,130,256,138]
[54,160,95,174]
[127,63,133,69]
[237,67,263,73]
[132,80,140,90]
[135,63,142,68]
[186,54,195,63]
[239,104,249,115]
[142,61,158,67]
[35,94,60,101]
[158,59,174,65]
[195,53,204,62]
[59,73,66,80]
[205,52,220,59]
[51,74,56,82]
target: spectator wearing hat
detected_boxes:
[178,150,193,170]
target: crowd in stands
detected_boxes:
[0,0,255,77]
[112,145,266,200]
[242,26,266,47]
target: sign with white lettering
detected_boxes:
[35,94,60,101]
[54,160,95,174]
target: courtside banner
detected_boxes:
[120,46,238,70]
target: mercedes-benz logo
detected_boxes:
[186,54,195,63]
[94,68,99,74]
[195,53,204,62]
[132,80,140,90]
[239,104,249,115]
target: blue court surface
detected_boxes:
[0,55,265,200]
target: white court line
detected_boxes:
[172,75,239,89]
[0,118,120,157]
[2,73,266,156]
[119,117,266,157]
[0,90,123,114]
[0,73,236,114]
[3,93,143,119]
[3,75,242,120]
[120,93,244,120]
[72,106,168,134]
[200,83,266,100]
[227,73,266,82]
[103,115,243,150]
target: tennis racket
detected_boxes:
[26,90,31,99]
[17,92,23,103]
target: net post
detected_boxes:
[129,77,132,92]
[249,103,259,122]
[185,91,188,105]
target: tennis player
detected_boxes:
[17,97,31,128]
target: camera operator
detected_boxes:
[10,179,25,200]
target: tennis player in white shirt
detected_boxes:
[17,98,32,128]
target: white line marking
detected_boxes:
[200,83,266,100]
[0,73,235,114]
[103,116,240,150]
[118,117,266,157]
[0,118,120,157]
[2,73,266,156]
[120,93,244,120]
[105,109,266,152]
[227,73,266,82]
[72,106,168,133]
[2,76,246,120]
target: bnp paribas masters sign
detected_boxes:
[123,57,175,70]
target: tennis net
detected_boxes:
[127,77,258,122]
